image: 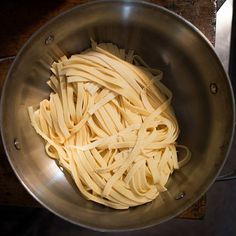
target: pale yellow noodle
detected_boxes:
[28,41,191,209]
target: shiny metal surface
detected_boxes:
[0,0,235,231]
[215,0,233,71]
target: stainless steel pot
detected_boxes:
[1,0,235,231]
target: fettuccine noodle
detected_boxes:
[28,41,190,209]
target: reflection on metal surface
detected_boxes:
[122,5,131,19]
[46,167,65,188]
[215,0,233,71]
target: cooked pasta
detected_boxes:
[28,40,190,209]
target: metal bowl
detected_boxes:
[1,0,234,231]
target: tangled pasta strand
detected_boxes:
[28,41,190,209]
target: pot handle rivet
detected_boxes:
[175,191,185,200]
[13,138,21,150]
[210,83,218,94]
[45,35,54,45]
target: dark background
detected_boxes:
[1,1,236,235]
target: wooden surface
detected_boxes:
[0,0,215,219]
